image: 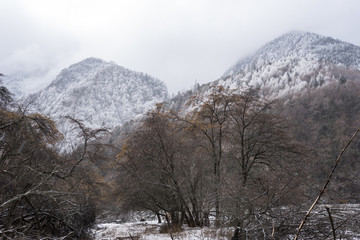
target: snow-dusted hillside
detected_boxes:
[214,31,360,99]
[31,57,168,149]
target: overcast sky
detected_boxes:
[1,0,360,94]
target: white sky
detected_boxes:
[1,0,360,95]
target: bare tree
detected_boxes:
[226,91,302,185]
[176,86,231,226]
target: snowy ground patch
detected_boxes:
[93,221,234,240]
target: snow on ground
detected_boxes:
[93,221,233,240]
[93,204,360,239]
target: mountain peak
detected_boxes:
[49,57,125,90]
[276,30,322,41]
[267,31,345,53]
[67,57,112,72]
[79,57,105,64]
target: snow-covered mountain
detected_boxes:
[31,57,168,149]
[214,31,360,99]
